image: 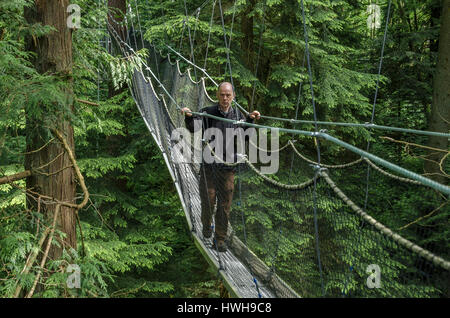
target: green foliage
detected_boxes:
[0,0,219,299]
[1,0,448,299]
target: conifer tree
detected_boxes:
[23,0,78,260]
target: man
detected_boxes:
[181,82,260,252]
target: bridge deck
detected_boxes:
[171,153,274,298]
[132,69,298,299]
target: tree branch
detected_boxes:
[76,98,99,107]
[26,204,61,298]
[51,128,89,210]
[13,226,51,298]
[0,171,31,185]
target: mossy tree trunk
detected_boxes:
[425,1,449,186]
[24,0,77,260]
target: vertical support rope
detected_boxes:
[350,1,392,296]
[218,0,234,89]
[192,7,201,61]
[144,0,162,79]
[183,0,198,80]
[289,53,307,177]
[363,0,392,211]
[204,0,217,70]
[227,0,238,51]
[265,53,307,282]
[128,3,138,51]
[249,0,267,112]
[178,19,187,52]
[300,0,325,297]
[96,0,102,158]
[133,0,145,50]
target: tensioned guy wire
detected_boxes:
[183,0,198,80]
[218,0,235,88]
[300,0,325,297]
[363,0,392,212]
[249,0,267,112]
[203,0,217,70]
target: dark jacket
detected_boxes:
[185,104,255,170]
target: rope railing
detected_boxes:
[107,18,450,197]
[363,157,423,186]
[321,171,450,271]
[163,45,450,139]
[289,140,364,169]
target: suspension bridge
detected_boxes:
[101,0,449,298]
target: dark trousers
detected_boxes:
[199,166,235,242]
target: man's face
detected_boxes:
[217,83,235,110]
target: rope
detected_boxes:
[321,171,450,271]
[359,2,392,285]
[154,102,422,188]
[177,109,450,195]
[192,7,201,50]
[133,0,145,50]
[127,3,138,51]
[250,0,267,112]
[267,47,307,284]
[245,157,316,190]
[149,41,450,195]
[247,138,291,154]
[203,0,217,70]
[259,117,450,139]
[218,0,234,88]
[300,0,325,296]
[227,0,238,54]
[178,19,187,52]
[289,140,364,169]
[188,0,214,17]
[364,0,392,211]
[163,45,449,138]
[183,0,198,80]
[363,158,422,185]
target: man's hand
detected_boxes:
[249,110,261,120]
[181,107,193,117]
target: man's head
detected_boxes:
[216,82,235,111]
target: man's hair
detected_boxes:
[217,82,234,92]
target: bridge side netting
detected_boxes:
[130,47,450,297]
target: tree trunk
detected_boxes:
[424,0,450,186]
[107,0,127,99]
[108,0,128,45]
[24,0,77,260]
